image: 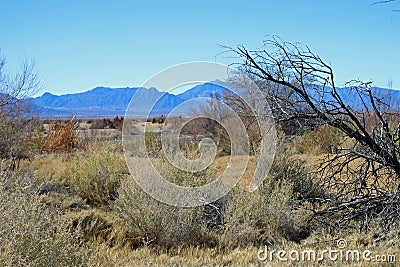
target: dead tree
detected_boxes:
[0,55,40,109]
[0,54,40,162]
[230,37,400,231]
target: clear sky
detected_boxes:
[1,0,399,96]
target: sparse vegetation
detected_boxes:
[1,112,400,266]
[1,39,399,266]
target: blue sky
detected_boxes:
[0,0,399,96]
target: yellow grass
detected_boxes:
[6,124,398,266]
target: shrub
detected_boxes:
[269,154,327,201]
[42,118,84,152]
[144,131,162,157]
[116,146,229,248]
[63,143,129,206]
[89,118,118,130]
[113,116,124,131]
[220,179,307,247]
[117,141,318,249]
[0,173,88,267]
[115,176,205,248]
[216,145,324,246]
[0,119,37,161]
[294,124,343,155]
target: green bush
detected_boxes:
[63,143,129,206]
[294,124,343,154]
[269,155,327,201]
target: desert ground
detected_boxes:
[1,115,399,267]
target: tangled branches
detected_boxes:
[231,37,400,231]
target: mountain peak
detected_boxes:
[41,92,55,97]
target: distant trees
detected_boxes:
[146,115,165,124]
[229,37,400,231]
[90,117,124,131]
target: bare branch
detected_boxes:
[229,37,400,231]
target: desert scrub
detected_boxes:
[144,130,162,157]
[220,178,310,248]
[269,152,327,201]
[218,149,318,247]
[0,119,39,160]
[115,155,226,249]
[63,142,129,206]
[115,164,312,250]
[294,124,343,155]
[0,174,88,267]
[115,176,207,248]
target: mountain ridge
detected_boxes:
[28,84,400,118]
[29,83,226,117]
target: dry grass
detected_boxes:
[19,153,68,183]
[88,245,261,267]
[86,230,400,266]
[2,120,400,266]
[67,209,142,249]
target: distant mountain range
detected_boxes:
[28,82,228,118]
[26,83,400,118]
